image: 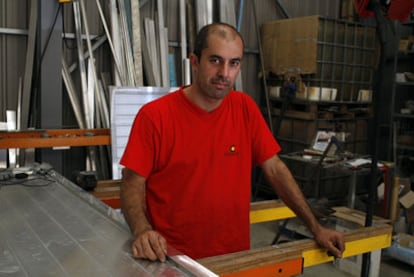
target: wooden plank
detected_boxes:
[333,206,390,225]
[198,243,303,276]
[199,223,391,274]
[96,179,122,187]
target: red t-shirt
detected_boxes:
[120,87,280,259]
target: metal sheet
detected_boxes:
[0,168,208,276]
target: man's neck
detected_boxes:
[183,86,224,112]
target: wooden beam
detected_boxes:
[198,223,391,274]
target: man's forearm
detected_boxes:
[263,157,321,234]
[120,172,153,237]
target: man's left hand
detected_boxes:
[313,226,345,258]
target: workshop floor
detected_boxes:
[250,221,413,276]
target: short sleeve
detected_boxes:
[120,109,158,178]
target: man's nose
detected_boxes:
[218,63,230,77]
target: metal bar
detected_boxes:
[157,0,169,87]
[79,0,104,128]
[141,33,157,86]
[20,0,37,128]
[237,0,245,31]
[195,0,213,31]
[62,58,86,129]
[275,0,290,18]
[6,111,17,167]
[0,27,28,35]
[95,0,126,85]
[110,0,122,86]
[303,232,391,267]
[62,32,99,40]
[97,80,110,128]
[68,34,107,73]
[131,0,144,86]
[179,0,190,86]
[251,0,273,133]
[250,201,296,223]
[145,18,161,86]
[86,58,95,128]
[219,0,243,91]
[73,0,90,128]
[0,1,6,121]
[117,0,136,86]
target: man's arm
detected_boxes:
[260,155,345,258]
[121,167,167,262]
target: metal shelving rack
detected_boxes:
[390,21,414,177]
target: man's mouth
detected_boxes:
[212,79,230,89]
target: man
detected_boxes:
[120,22,345,262]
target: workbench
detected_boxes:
[0,166,393,276]
[0,167,213,276]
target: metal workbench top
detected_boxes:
[0,166,214,276]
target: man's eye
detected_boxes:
[210,58,220,64]
[231,60,240,67]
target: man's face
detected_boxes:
[191,33,243,100]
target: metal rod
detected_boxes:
[69,34,107,73]
[131,0,144,86]
[73,0,90,128]
[0,27,28,36]
[95,0,126,85]
[21,0,37,129]
[275,0,290,18]
[62,57,86,129]
[252,0,273,133]
[117,0,136,86]
[237,0,245,31]
[157,0,169,87]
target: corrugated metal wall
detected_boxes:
[0,0,345,124]
[0,0,28,122]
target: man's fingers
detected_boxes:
[131,240,143,258]
[141,237,160,261]
[131,231,167,262]
[327,239,344,258]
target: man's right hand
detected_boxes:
[131,230,168,262]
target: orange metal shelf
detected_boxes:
[0,128,111,149]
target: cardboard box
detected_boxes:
[261,16,377,101]
[261,15,377,75]
[400,190,414,209]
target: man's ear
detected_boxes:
[189,53,199,70]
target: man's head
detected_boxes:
[189,22,244,105]
[193,22,245,59]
